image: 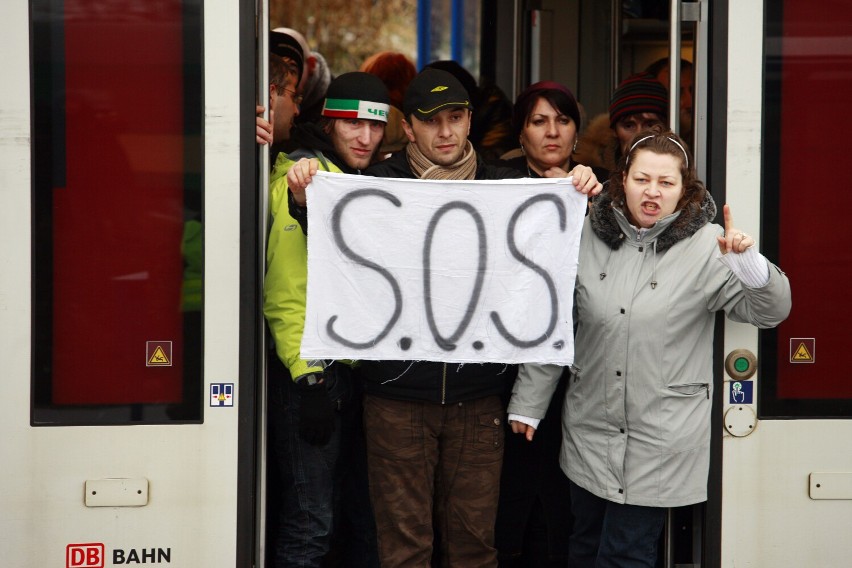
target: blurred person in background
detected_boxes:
[573,72,667,179]
[360,50,417,156]
[645,57,694,142]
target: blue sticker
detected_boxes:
[210,383,235,407]
[729,381,753,404]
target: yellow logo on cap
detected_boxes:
[431,86,449,92]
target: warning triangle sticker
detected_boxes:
[792,342,812,362]
[148,346,171,365]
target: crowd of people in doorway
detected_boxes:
[256,27,792,568]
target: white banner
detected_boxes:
[301,171,586,364]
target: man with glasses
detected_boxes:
[259,30,305,161]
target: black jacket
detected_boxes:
[500,154,609,185]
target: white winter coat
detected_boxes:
[508,191,791,507]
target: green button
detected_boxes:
[734,357,750,373]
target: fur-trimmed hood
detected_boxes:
[590,186,717,252]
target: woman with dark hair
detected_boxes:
[508,128,792,567]
[495,80,598,567]
[503,81,582,175]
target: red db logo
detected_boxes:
[66,543,105,568]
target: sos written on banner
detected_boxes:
[301,171,587,365]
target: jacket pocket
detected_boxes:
[468,412,504,466]
[661,382,712,453]
[474,413,504,448]
[469,397,505,464]
[666,382,710,399]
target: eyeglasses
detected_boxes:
[279,86,303,105]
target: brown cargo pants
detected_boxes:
[363,394,505,568]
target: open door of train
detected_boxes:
[508,1,852,565]
[718,1,852,565]
[1,1,261,566]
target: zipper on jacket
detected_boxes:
[441,363,447,405]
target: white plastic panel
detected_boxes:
[809,472,852,500]
[85,478,149,507]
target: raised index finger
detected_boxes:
[723,204,734,235]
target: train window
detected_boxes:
[31,0,203,425]
[760,0,852,418]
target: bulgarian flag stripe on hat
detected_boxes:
[322,98,390,122]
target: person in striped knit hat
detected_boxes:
[573,72,668,179]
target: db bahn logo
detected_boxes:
[66,543,171,566]
[67,543,104,568]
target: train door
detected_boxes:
[566,0,852,564]
[502,1,852,566]
[718,0,852,565]
[1,1,262,566]
[505,2,712,565]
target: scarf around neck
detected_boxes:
[406,140,477,180]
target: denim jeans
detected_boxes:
[268,360,378,568]
[567,481,665,568]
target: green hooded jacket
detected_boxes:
[263,151,342,380]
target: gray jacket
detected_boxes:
[508,191,791,507]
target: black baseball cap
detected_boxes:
[269,30,304,81]
[403,68,473,121]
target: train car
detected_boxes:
[1,1,850,566]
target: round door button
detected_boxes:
[725,349,757,380]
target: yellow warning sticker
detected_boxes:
[148,346,170,365]
[789,338,815,364]
[146,341,173,367]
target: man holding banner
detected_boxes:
[352,70,526,567]
[263,71,391,568]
